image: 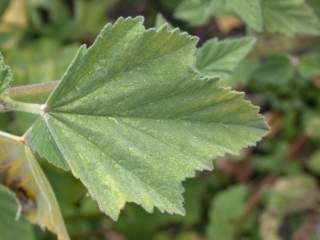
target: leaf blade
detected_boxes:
[30,17,268,220]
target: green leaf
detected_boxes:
[261,0,320,36]
[174,0,212,26]
[0,52,12,94]
[0,185,35,240]
[30,17,268,220]
[226,0,263,31]
[196,37,256,79]
[298,48,320,78]
[0,136,70,240]
[252,55,295,88]
[207,184,248,240]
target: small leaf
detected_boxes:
[196,37,256,79]
[174,0,212,26]
[30,17,268,220]
[207,184,248,240]
[261,0,320,36]
[226,0,263,31]
[0,136,69,240]
[252,55,295,87]
[298,48,320,78]
[0,52,12,94]
[0,185,35,240]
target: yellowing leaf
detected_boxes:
[0,134,69,240]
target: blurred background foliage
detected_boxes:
[0,0,320,239]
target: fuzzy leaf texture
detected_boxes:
[0,52,12,94]
[30,17,268,220]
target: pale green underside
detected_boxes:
[30,17,268,220]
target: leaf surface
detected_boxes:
[30,17,268,220]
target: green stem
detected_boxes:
[0,96,43,115]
